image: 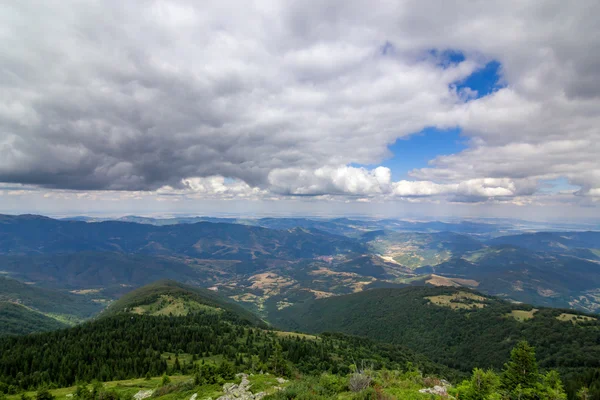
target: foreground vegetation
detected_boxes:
[273,286,600,398]
[1,281,599,399]
[0,341,583,400]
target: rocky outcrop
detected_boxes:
[133,390,154,400]
[419,379,452,397]
[215,373,265,400]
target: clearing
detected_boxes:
[506,309,538,322]
[426,291,488,310]
[556,313,597,324]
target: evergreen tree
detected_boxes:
[501,341,538,393]
[269,342,291,377]
[455,368,499,400]
[577,387,590,400]
[541,371,567,400]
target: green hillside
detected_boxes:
[271,286,600,396]
[420,245,600,311]
[0,286,458,393]
[0,302,67,336]
[0,276,102,322]
[102,280,266,326]
[0,252,210,290]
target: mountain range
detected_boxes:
[1,213,600,318]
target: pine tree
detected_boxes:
[501,341,538,392]
[541,370,567,400]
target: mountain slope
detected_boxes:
[271,286,600,375]
[0,302,67,336]
[0,292,458,391]
[420,246,600,311]
[0,252,210,289]
[487,232,600,255]
[0,276,102,319]
[103,280,266,326]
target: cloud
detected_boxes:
[268,166,391,195]
[0,0,599,210]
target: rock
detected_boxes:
[190,394,198,400]
[216,374,276,400]
[133,390,154,400]
[419,385,448,396]
[275,378,287,384]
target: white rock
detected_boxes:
[133,390,154,400]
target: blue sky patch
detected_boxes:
[353,127,468,180]
[456,60,503,98]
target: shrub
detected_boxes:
[351,387,378,400]
[152,381,194,398]
[318,373,349,395]
[35,388,54,400]
[349,372,372,393]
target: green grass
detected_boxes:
[6,375,192,400]
[248,374,286,394]
[556,313,597,324]
[426,292,487,310]
[506,309,538,322]
[5,370,448,400]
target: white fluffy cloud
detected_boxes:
[1,0,600,212]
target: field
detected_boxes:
[5,376,193,400]
[506,309,538,322]
[5,373,294,400]
[426,291,488,310]
[556,313,597,324]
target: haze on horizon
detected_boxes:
[1,1,600,221]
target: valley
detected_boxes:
[1,214,600,399]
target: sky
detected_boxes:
[1,0,600,219]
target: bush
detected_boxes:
[351,387,378,400]
[349,373,372,393]
[318,373,349,395]
[96,389,121,400]
[35,388,54,400]
[152,381,194,398]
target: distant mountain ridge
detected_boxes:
[0,214,364,258]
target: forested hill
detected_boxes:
[0,276,102,320]
[271,286,600,394]
[0,302,458,391]
[0,302,67,336]
[102,280,265,326]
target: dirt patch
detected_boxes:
[426,274,479,288]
